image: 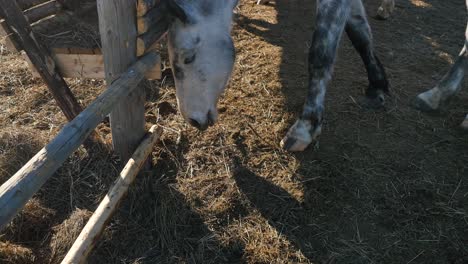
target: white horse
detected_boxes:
[165,0,238,130]
[166,0,389,151]
[166,0,467,152]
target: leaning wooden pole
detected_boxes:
[61,125,163,264]
[97,0,146,163]
[0,52,160,231]
[0,0,82,121]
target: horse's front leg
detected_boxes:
[281,0,351,152]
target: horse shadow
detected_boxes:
[89,136,246,263]
[232,0,468,263]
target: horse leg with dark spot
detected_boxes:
[413,23,468,112]
[281,0,350,152]
[346,0,389,108]
[413,1,468,129]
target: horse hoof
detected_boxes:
[280,136,313,152]
[376,7,391,20]
[412,94,438,112]
[363,93,385,109]
[460,118,468,131]
[280,119,319,152]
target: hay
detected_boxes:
[49,208,93,264]
[1,0,468,263]
[0,242,35,264]
[2,198,56,243]
[0,129,45,184]
[33,9,101,50]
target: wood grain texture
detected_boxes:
[137,17,168,56]
[136,0,160,17]
[25,50,161,80]
[0,52,159,231]
[137,4,165,34]
[17,0,50,10]
[0,20,20,51]
[97,0,147,163]
[24,0,61,23]
[0,0,82,122]
[61,125,163,264]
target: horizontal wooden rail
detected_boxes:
[24,49,162,80]
[61,125,163,264]
[24,0,61,23]
[17,0,49,11]
[0,0,83,121]
[0,0,61,50]
[0,52,159,230]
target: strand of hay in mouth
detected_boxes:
[0,241,35,264]
[49,208,93,264]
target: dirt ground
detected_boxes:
[1,0,467,263]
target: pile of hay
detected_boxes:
[0,129,44,184]
[49,208,93,264]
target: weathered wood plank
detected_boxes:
[17,0,50,11]
[0,52,159,231]
[0,7,20,52]
[97,0,147,163]
[0,1,60,51]
[136,0,160,17]
[0,20,20,52]
[61,125,163,264]
[24,0,61,23]
[137,17,169,56]
[24,51,162,80]
[0,0,82,121]
[137,4,165,34]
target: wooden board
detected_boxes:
[0,0,83,123]
[61,125,163,264]
[0,52,160,231]
[24,0,61,23]
[137,3,164,34]
[136,0,160,17]
[24,49,161,80]
[137,18,168,56]
[97,0,147,163]
[0,20,20,52]
[17,0,51,10]
[0,0,61,52]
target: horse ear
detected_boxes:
[166,0,188,24]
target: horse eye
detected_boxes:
[184,54,196,64]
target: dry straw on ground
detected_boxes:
[1,0,468,263]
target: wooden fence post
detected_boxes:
[0,52,160,231]
[97,0,147,163]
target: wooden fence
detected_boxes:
[0,0,169,260]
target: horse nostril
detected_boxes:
[207,111,214,126]
[188,118,208,131]
[189,118,201,129]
